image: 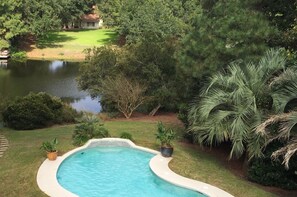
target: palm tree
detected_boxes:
[188,49,288,160]
[256,67,297,169]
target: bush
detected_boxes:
[11,51,27,61]
[120,132,133,141]
[72,114,110,146]
[59,104,81,123]
[93,126,110,138]
[247,142,297,190]
[2,92,77,130]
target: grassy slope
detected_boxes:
[26,29,117,60]
[0,121,276,197]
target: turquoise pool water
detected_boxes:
[57,147,207,197]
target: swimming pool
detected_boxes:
[57,146,206,197]
[37,138,234,197]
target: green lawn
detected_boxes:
[37,29,117,48]
[0,121,277,197]
[25,29,117,60]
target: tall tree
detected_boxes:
[177,0,276,79]
[96,0,123,27]
[59,0,95,28]
[21,0,63,37]
[0,0,95,47]
[117,0,184,43]
[259,0,297,52]
[77,41,182,115]
[0,0,27,48]
[97,0,200,33]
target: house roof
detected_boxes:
[81,14,100,22]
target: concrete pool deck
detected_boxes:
[37,138,234,197]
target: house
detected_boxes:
[63,5,103,30]
[80,13,103,29]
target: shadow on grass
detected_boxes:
[97,32,118,45]
[63,29,99,33]
[36,32,75,49]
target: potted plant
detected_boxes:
[40,138,58,161]
[155,122,176,157]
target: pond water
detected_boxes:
[0,59,101,113]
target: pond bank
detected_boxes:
[25,47,86,61]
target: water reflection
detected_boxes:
[49,60,65,73]
[0,60,101,113]
[0,60,8,67]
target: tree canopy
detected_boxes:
[177,0,276,79]
[98,0,200,43]
[0,0,95,48]
[77,41,182,115]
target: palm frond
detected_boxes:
[272,80,297,113]
[188,48,289,160]
[272,138,297,169]
[258,48,286,83]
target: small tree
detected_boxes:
[101,75,148,118]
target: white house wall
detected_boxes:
[81,19,103,29]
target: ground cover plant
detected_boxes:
[0,119,283,197]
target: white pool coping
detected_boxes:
[37,138,234,197]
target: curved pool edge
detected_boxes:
[37,138,159,197]
[37,138,234,197]
[150,155,234,197]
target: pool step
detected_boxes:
[0,134,9,158]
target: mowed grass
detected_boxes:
[0,121,276,197]
[38,29,117,48]
[26,29,117,60]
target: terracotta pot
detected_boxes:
[160,146,174,157]
[47,151,58,161]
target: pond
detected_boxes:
[0,59,101,113]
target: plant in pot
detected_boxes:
[40,138,58,161]
[156,122,176,157]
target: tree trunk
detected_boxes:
[149,104,161,116]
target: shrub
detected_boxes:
[59,104,81,123]
[11,51,27,61]
[72,114,109,146]
[247,142,297,190]
[93,126,110,138]
[72,123,95,146]
[120,132,133,141]
[2,92,77,130]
